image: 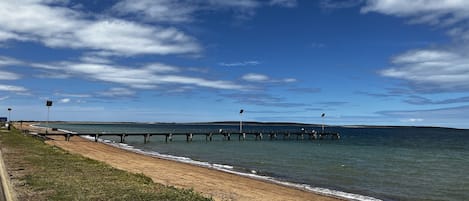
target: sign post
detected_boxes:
[7,108,11,130]
[46,100,53,134]
[321,113,325,133]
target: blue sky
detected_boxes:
[1,0,469,128]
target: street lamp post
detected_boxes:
[239,109,244,133]
[7,108,11,130]
[321,113,325,133]
[7,108,11,122]
[46,100,53,134]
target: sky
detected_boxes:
[1,0,469,128]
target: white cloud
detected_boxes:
[401,118,423,123]
[112,0,196,23]
[31,61,247,90]
[283,78,297,83]
[361,0,469,43]
[112,0,260,23]
[55,93,91,98]
[242,73,270,82]
[359,1,469,93]
[144,63,180,73]
[269,0,297,8]
[0,84,27,92]
[361,0,469,25]
[99,87,136,97]
[0,71,21,80]
[80,56,112,64]
[380,49,469,92]
[379,105,469,128]
[219,61,260,67]
[59,98,71,103]
[242,73,297,83]
[112,0,297,23]
[0,56,22,66]
[0,0,201,56]
[0,96,9,101]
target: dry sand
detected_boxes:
[21,123,341,201]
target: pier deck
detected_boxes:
[34,131,340,143]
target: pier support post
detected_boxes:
[166,133,173,143]
[144,134,150,143]
[186,133,193,142]
[120,134,126,143]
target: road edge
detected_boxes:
[0,148,16,201]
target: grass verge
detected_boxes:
[0,128,212,201]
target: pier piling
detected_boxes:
[144,134,150,143]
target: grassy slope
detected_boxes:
[0,129,212,201]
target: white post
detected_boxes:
[321,113,325,133]
[322,118,324,133]
[240,113,243,133]
[47,106,50,134]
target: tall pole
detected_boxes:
[321,113,325,133]
[7,108,11,130]
[46,100,53,134]
[239,109,244,133]
[47,106,50,134]
[7,108,11,122]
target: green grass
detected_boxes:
[0,128,212,201]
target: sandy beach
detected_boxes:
[20,123,340,201]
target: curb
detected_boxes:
[0,149,17,201]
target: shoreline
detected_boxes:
[80,136,380,201]
[21,122,381,201]
[45,137,341,201]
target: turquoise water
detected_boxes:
[49,123,469,201]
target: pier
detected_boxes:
[34,130,340,143]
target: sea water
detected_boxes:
[48,123,469,201]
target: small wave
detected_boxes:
[213,164,234,169]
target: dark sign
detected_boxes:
[46,100,53,106]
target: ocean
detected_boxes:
[47,122,469,201]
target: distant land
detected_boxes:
[19,120,468,130]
